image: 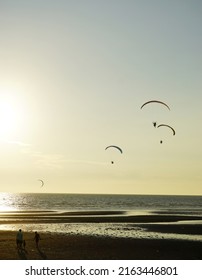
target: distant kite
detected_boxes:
[38,179,44,188]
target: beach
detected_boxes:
[0,211,202,260]
[1,230,202,260]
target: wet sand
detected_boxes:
[0,230,202,260]
[0,210,202,223]
[0,211,202,260]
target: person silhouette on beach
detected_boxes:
[34,231,41,248]
[16,229,23,250]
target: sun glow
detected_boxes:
[0,91,26,141]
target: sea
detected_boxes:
[0,193,202,241]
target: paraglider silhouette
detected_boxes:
[141,100,170,128]
[38,179,44,188]
[157,124,176,144]
[105,145,122,164]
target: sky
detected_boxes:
[0,0,201,195]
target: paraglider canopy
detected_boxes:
[105,145,123,153]
[141,100,170,111]
[38,179,44,188]
[157,124,175,135]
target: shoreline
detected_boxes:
[1,209,202,223]
[0,210,202,238]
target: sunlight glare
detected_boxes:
[0,90,26,141]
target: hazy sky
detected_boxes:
[0,0,201,195]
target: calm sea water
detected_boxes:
[0,193,202,213]
[0,193,202,241]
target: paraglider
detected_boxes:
[38,179,44,188]
[140,100,170,110]
[141,100,170,128]
[157,124,176,144]
[105,145,122,164]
